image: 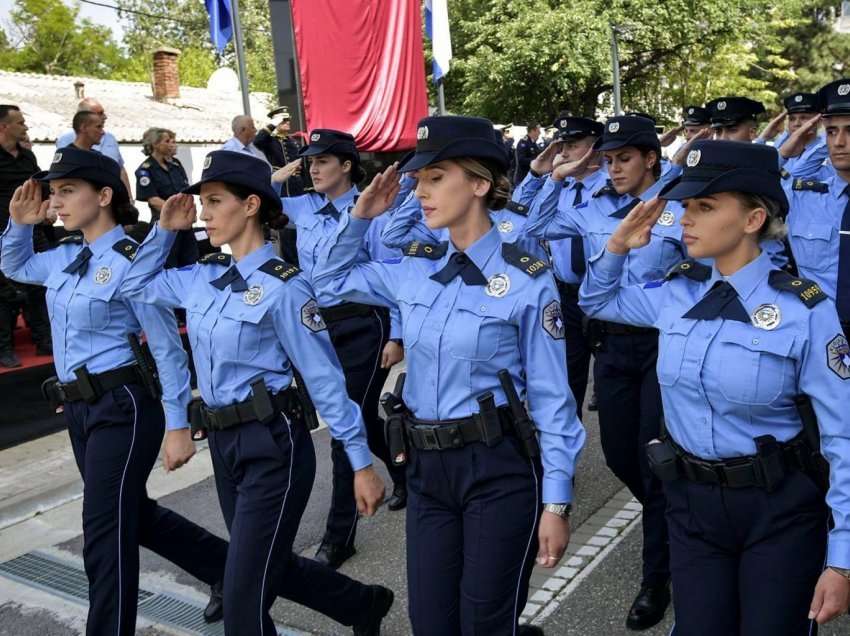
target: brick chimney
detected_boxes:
[152,47,181,102]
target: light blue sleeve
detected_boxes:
[524,177,583,240]
[578,248,664,328]
[0,220,59,285]
[55,131,74,149]
[120,224,195,309]
[784,141,829,179]
[271,276,372,470]
[365,216,403,339]
[380,191,441,248]
[512,172,546,207]
[280,193,314,225]
[99,133,124,166]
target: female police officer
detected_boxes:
[120,150,393,636]
[579,139,850,635]
[313,115,586,635]
[1,147,226,635]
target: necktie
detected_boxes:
[63,246,93,276]
[836,188,850,321]
[570,182,587,277]
[682,281,750,323]
[317,201,341,222]
[430,252,488,286]
[611,198,640,220]
[210,265,249,292]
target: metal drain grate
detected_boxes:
[0,550,306,635]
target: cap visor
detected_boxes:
[658,177,708,201]
[399,150,441,172]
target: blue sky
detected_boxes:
[0,0,127,41]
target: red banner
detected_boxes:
[291,0,429,153]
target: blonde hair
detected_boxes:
[141,127,176,156]
[731,192,787,241]
[453,157,511,210]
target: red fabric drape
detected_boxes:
[290,0,428,152]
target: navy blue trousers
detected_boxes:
[208,413,373,636]
[666,471,828,635]
[65,383,228,636]
[559,284,591,419]
[593,331,670,587]
[324,306,406,548]
[406,436,542,636]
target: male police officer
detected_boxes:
[706,96,766,142]
[514,122,542,184]
[255,106,306,197]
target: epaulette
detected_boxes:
[792,178,828,193]
[258,258,301,282]
[141,161,151,169]
[593,180,617,198]
[664,259,711,282]
[501,242,549,278]
[112,238,138,261]
[402,241,448,260]
[780,168,790,180]
[58,234,83,245]
[504,201,529,216]
[768,270,827,308]
[199,252,232,266]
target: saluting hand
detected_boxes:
[353,466,385,516]
[352,163,401,220]
[607,198,665,255]
[529,141,564,176]
[537,511,570,569]
[551,147,601,182]
[671,128,712,166]
[779,114,821,159]
[158,193,197,231]
[760,110,788,142]
[163,428,196,471]
[809,568,850,624]
[272,158,302,183]
[659,125,685,148]
[9,179,49,226]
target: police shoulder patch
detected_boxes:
[767,270,827,308]
[501,242,549,278]
[402,241,448,260]
[826,334,850,380]
[542,300,565,340]
[664,259,711,282]
[112,238,138,261]
[141,162,151,169]
[258,258,301,282]
[301,299,327,332]
[593,181,617,198]
[792,178,828,193]
[504,200,529,216]
[58,234,83,245]
[199,252,232,266]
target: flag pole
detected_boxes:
[231,0,251,116]
[437,79,446,115]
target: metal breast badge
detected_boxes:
[657,210,676,226]
[243,285,264,306]
[485,274,511,298]
[94,266,111,285]
[497,220,514,234]
[750,304,781,330]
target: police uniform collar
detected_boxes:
[831,175,850,200]
[320,186,359,214]
[444,225,502,274]
[707,249,774,302]
[87,224,127,258]
[232,243,277,280]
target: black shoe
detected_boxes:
[203,581,223,623]
[0,352,21,368]
[587,391,598,412]
[315,542,356,569]
[386,483,407,511]
[518,626,544,636]
[625,583,670,631]
[353,585,394,635]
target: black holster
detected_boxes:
[646,438,679,482]
[381,373,409,467]
[128,334,162,400]
[41,376,64,414]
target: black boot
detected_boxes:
[203,581,223,623]
[315,541,356,569]
[625,582,670,631]
[386,483,407,511]
[518,625,544,635]
[353,585,394,636]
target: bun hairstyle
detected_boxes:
[219,181,281,225]
[334,152,367,184]
[730,192,787,241]
[454,157,511,210]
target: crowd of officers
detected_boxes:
[0,72,849,636]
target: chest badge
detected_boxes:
[827,334,850,380]
[485,273,511,298]
[139,176,151,187]
[94,266,112,285]
[301,299,327,332]
[243,285,264,306]
[542,300,565,340]
[750,304,781,330]
[497,220,514,234]
[657,210,676,226]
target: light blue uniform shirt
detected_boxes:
[758,132,829,179]
[282,186,402,338]
[56,131,124,166]
[579,247,850,568]
[0,222,190,429]
[122,226,373,470]
[314,217,586,503]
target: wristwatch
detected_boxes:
[828,566,850,580]
[543,503,571,519]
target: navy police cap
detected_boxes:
[34,146,129,204]
[706,96,765,127]
[594,115,660,152]
[399,116,509,173]
[553,116,604,140]
[817,78,850,116]
[184,150,282,214]
[682,105,710,126]
[299,129,359,158]
[659,140,788,214]
[783,92,818,114]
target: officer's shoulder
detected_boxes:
[112,237,139,261]
[503,201,529,216]
[198,252,232,266]
[57,233,83,246]
[257,258,302,283]
[501,242,549,278]
[791,178,829,193]
[141,161,151,170]
[664,259,711,282]
[767,270,827,308]
[592,180,617,198]
[401,240,448,260]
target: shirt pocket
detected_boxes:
[70,283,117,331]
[789,223,835,272]
[219,301,274,362]
[648,230,685,273]
[44,273,68,318]
[447,294,516,361]
[657,320,695,387]
[398,285,439,349]
[714,330,794,405]
[185,293,216,349]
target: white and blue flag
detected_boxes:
[424,0,452,83]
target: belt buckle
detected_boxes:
[420,426,442,451]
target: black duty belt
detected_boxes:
[198,386,297,432]
[593,319,657,336]
[45,364,141,404]
[405,406,515,451]
[320,302,379,324]
[556,280,580,298]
